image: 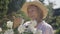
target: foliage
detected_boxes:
[0,0,9,29]
[21,32,33,34]
[13,28,19,34]
[55,16,60,28]
[0,0,9,19]
[45,2,54,27]
[45,2,60,29]
[16,10,31,21]
[0,0,26,34]
[55,28,60,34]
[7,0,25,13]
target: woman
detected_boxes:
[21,0,54,34]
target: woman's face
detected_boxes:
[27,5,39,20]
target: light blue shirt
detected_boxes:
[37,21,54,34]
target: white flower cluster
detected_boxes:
[0,27,2,32]
[28,20,37,34]
[18,25,26,34]
[6,20,42,34]
[29,20,37,27]
[4,29,14,34]
[7,21,13,28]
[35,30,42,34]
[18,20,37,34]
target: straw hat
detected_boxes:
[21,0,48,19]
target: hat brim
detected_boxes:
[21,1,48,19]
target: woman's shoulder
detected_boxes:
[42,21,53,29]
[41,21,54,34]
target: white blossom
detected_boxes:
[24,20,37,27]
[18,25,26,33]
[0,28,2,32]
[29,20,37,27]
[23,20,37,34]
[4,29,14,34]
[35,30,42,34]
[30,27,36,34]
[28,20,37,34]
[18,20,37,34]
[7,21,13,28]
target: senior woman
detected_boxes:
[19,0,54,34]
